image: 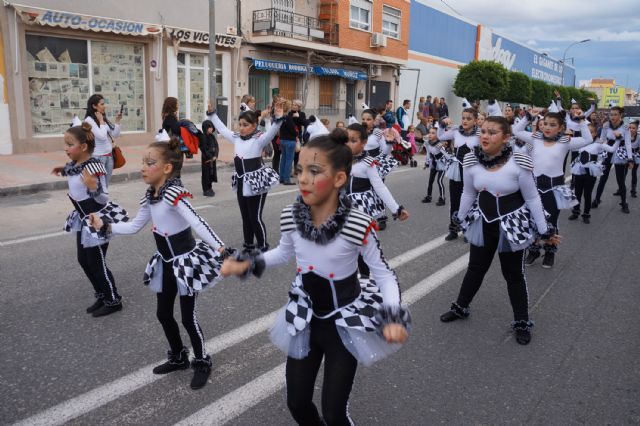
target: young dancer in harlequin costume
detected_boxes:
[437,105,480,241]
[206,99,285,252]
[555,95,596,162]
[361,108,399,230]
[89,136,227,390]
[512,104,592,268]
[422,127,447,205]
[221,129,410,426]
[53,121,129,317]
[440,116,558,345]
[592,107,634,210]
[629,120,639,198]
[568,123,617,223]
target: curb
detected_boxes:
[0,160,240,197]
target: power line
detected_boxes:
[440,0,465,17]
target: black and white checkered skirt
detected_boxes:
[143,241,223,296]
[460,203,539,252]
[347,189,385,219]
[269,274,406,366]
[63,202,129,248]
[232,166,280,196]
[375,154,398,178]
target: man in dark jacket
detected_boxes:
[200,120,219,196]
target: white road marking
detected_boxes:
[175,253,470,426]
[10,231,451,426]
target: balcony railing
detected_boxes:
[253,8,337,44]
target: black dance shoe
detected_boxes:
[436,197,446,206]
[440,303,470,322]
[191,355,212,390]
[92,302,123,317]
[203,189,215,197]
[621,203,630,214]
[86,299,104,314]
[153,347,190,375]
[525,250,540,266]
[582,215,590,224]
[542,252,555,269]
[631,190,637,198]
[613,190,621,196]
[568,212,579,220]
[445,231,458,241]
[591,199,600,208]
[421,195,432,203]
[512,320,533,345]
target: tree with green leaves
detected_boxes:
[453,60,509,103]
[531,79,552,107]
[504,71,532,104]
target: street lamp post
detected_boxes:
[209,0,217,105]
[561,39,590,86]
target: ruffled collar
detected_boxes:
[353,152,367,162]
[533,131,568,143]
[62,157,100,176]
[291,193,351,245]
[428,139,440,146]
[608,120,624,130]
[146,176,183,204]
[474,145,512,169]
[458,125,478,137]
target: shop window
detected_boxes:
[26,34,145,135]
[319,77,338,114]
[382,5,401,39]
[350,0,372,31]
[176,52,222,123]
[278,75,300,102]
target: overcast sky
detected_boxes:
[438,0,640,90]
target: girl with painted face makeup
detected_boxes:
[628,120,639,198]
[221,129,410,426]
[422,127,447,205]
[53,122,129,317]
[592,106,634,213]
[89,137,228,390]
[437,108,481,241]
[440,117,557,345]
[206,99,285,252]
[512,108,592,268]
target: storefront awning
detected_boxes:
[6,3,242,48]
[252,59,368,80]
[9,3,162,36]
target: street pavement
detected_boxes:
[1,162,638,425]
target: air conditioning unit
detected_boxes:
[369,64,382,78]
[370,32,387,47]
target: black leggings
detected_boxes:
[428,168,445,198]
[449,179,464,232]
[76,232,120,305]
[286,319,357,426]
[594,155,613,202]
[201,160,217,192]
[632,163,639,190]
[236,180,268,249]
[614,164,629,205]
[572,173,596,216]
[156,260,206,359]
[455,220,529,322]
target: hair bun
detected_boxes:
[329,128,348,145]
[81,121,92,132]
[168,136,181,152]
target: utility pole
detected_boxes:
[208,0,217,107]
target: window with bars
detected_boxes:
[350,0,372,31]
[382,5,401,39]
[318,77,337,112]
[278,75,300,102]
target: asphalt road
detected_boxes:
[1,161,638,425]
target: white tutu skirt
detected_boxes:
[63,202,129,248]
[550,185,578,209]
[444,161,462,181]
[143,241,223,296]
[571,161,603,177]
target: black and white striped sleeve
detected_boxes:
[176,198,224,250]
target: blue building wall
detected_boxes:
[409,1,477,64]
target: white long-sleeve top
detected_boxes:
[557,100,595,134]
[513,116,592,177]
[66,160,109,205]
[264,207,400,307]
[364,129,385,155]
[207,112,282,159]
[84,117,121,156]
[578,141,617,155]
[457,154,548,234]
[111,186,224,250]
[350,157,400,214]
[437,125,480,156]
[598,121,633,161]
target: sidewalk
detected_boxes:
[0,140,238,196]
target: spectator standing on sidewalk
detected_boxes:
[279,100,304,185]
[439,97,449,118]
[161,97,181,137]
[396,99,411,138]
[84,94,122,185]
[200,119,218,197]
[382,100,396,128]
